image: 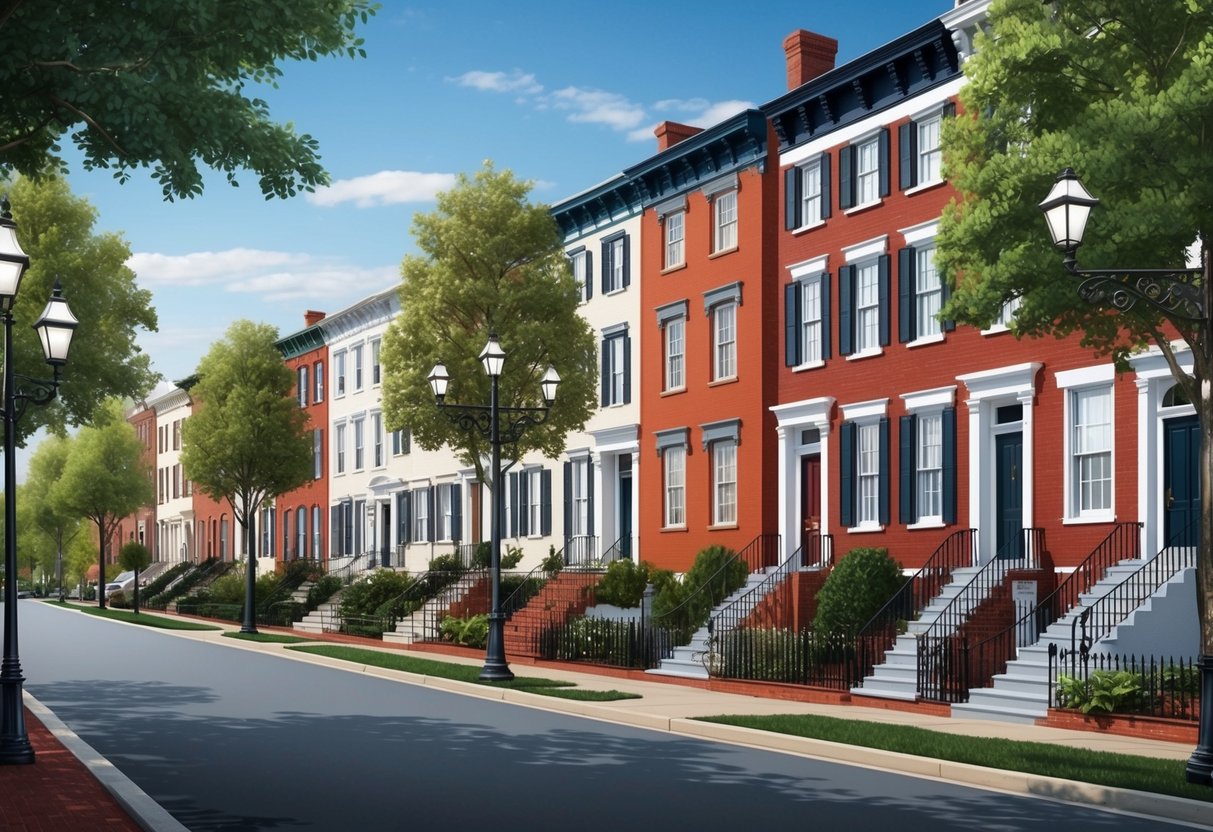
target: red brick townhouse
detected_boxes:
[764,10,1194,577]
[109,399,158,561]
[272,310,330,566]
[627,110,782,572]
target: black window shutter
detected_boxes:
[819,153,832,219]
[839,422,855,527]
[519,473,529,536]
[563,461,572,546]
[784,167,799,231]
[509,472,519,537]
[451,484,462,542]
[878,417,890,525]
[942,407,957,524]
[398,491,410,546]
[584,251,593,301]
[899,121,917,190]
[354,502,364,554]
[344,501,353,554]
[839,144,854,210]
[899,414,916,524]
[623,334,632,404]
[943,101,956,120]
[898,246,916,343]
[622,234,631,289]
[330,505,343,556]
[821,273,832,359]
[426,489,435,542]
[784,282,801,367]
[878,255,891,347]
[838,265,854,355]
[878,127,891,197]
[600,339,609,406]
[541,469,552,536]
[600,240,609,296]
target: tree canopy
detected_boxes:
[52,399,153,607]
[0,0,376,200]
[380,162,597,486]
[6,175,158,443]
[19,433,84,588]
[937,0,1213,384]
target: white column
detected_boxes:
[1018,389,1036,531]
[1135,376,1154,557]
[775,425,791,559]
[592,454,605,553]
[630,449,640,559]
[965,398,984,562]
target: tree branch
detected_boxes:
[49,94,128,159]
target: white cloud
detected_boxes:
[550,86,646,131]
[128,249,308,287]
[450,70,543,95]
[625,98,755,143]
[308,170,457,208]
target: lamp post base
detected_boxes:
[479,612,514,682]
[1185,654,1213,785]
[0,674,34,765]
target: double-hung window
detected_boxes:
[784,256,831,368]
[665,317,685,391]
[839,128,890,210]
[437,485,453,542]
[372,412,384,467]
[527,469,543,535]
[840,400,889,530]
[312,428,323,479]
[334,352,347,397]
[713,190,738,253]
[312,506,322,558]
[899,104,953,191]
[297,366,309,407]
[371,339,382,386]
[839,239,890,357]
[334,423,346,474]
[656,428,688,529]
[565,458,590,539]
[352,417,365,471]
[713,441,737,526]
[352,345,364,391]
[392,428,411,456]
[714,303,737,380]
[600,232,629,294]
[313,361,324,402]
[783,156,831,232]
[898,388,958,528]
[569,247,592,302]
[600,324,631,407]
[665,211,684,269]
[898,227,952,345]
[413,487,430,543]
[1057,372,1114,520]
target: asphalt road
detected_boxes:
[10,600,1194,831]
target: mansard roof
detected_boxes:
[763,20,961,152]
[550,173,644,241]
[276,324,326,360]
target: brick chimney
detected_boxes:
[783,29,838,90]
[304,310,326,326]
[655,120,704,152]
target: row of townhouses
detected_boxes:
[108,0,1199,671]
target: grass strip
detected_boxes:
[289,644,640,701]
[224,632,312,644]
[698,714,1212,803]
[73,605,222,631]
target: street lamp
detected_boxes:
[1040,168,1213,786]
[0,197,78,765]
[428,333,559,681]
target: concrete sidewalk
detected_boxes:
[8,606,1212,831]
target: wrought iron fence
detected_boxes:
[708,627,855,688]
[1049,646,1202,722]
[563,535,598,568]
[537,615,676,669]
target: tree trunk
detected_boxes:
[96,526,106,611]
[240,510,257,634]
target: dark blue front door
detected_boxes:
[1164,415,1200,546]
[995,432,1023,559]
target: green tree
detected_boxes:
[52,399,153,608]
[812,548,904,638]
[935,0,1213,714]
[181,320,312,633]
[118,541,151,613]
[5,175,158,443]
[380,162,597,491]
[0,1,375,201]
[63,532,95,600]
[21,433,83,598]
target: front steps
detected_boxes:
[294,589,344,634]
[646,568,780,680]
[504,571,602,658]
[382,573,488,645]
[952,560,1196,724]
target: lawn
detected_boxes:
[289,644,640,701]
[699,713,1213,803]
[224,631,313,644]
[69,604,223,631]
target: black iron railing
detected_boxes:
[598,535,632,566]
[737,532,782,572]
[917,527,1044,703]
[538,614,675,669]
[1049,646,1202,722]
[851,529,977,689]
[800,532,834,569]
[711,533,832,638]
[564,535,599,568]
[418,567,490,641]
[966,522,1140,697]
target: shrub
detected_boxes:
[440,614,489,647]
[594,559,651,608]
[541,545,564,574]
[812,547,904,638]
[340,570,416,619]
[307,575,343,608]
[1057,670,1150,714]
[428,553,465,574]
[651,546,746,641]
[473,543,524,570]
[141,562,191,599]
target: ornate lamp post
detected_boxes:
[0,198,79,765]
[1040,168,1213,785]
[428,334,559,681]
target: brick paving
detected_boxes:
[0,706,142,832]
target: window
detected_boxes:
[392,428,411,456]
[713,190,738,253]
[712,440,737,526]
[899,244,951,343]
[413,488,430,543]
[840,404,889,529]
[372,413,384,467]
[840,128,890,210]
[899,105,953,190]
[510,468,551,537]
[600,325,631,407]
[436,485,452,542]
[916,413,943,520]
[713,302,737,381]
[570,247,592,302]
[1072,386,1113,516]
[899,394,957,527]
[371,339,381,386]
[296,507,308,559]
[334,351,347,397]
[313,429,323,479]
[664,316,685,392]
[664,445,686,528]
[600,232,629,294]
[839,254,890,356]
[335,423,346,474]
[312,506,322,558]
[353,417,365,470]
[297,365,309,407]
[261,506,275,557]
[282,508,291,557]
[785,269,831,368]
[526,469,542,536]
[665,211,684,269]
[352,345,364,391]
[785,155,831,231]
[991,296,1022,331]
[313,361,324,402]
[569,459,589,537]
[172,420,181,450]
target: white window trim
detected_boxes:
[711,439,738,527]
[1057,364,1117,524]
[842,234,888,264]
[792,159,826,233]
[712,301,738,381]
[664,210,686,270]
[712,190,739,254]
[333,350,348,399]
[662,444,687,529]
[793,272,826,371]
[983,296,1023,335]
[841,399,887,533]
[913,108,945,189]
[663,316,686,393]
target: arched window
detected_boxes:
[1163,383,1193,408]
[220,517,229,560]
[282,509,292,559]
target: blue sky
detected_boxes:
[64,0,954,385]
